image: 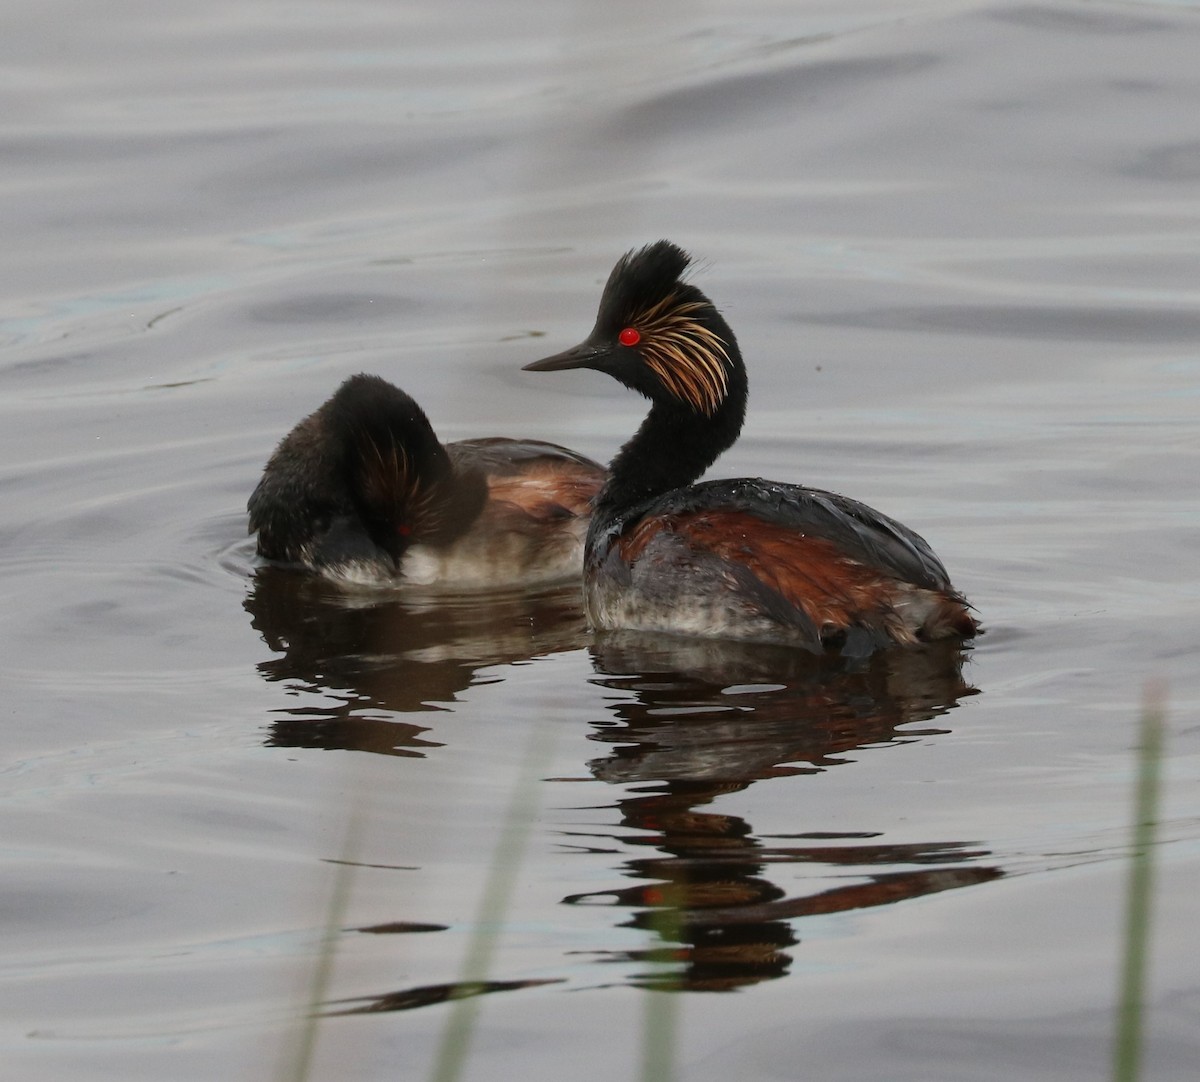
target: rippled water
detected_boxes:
[3,2,1199,1079]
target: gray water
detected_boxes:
[3,2,1199,1079]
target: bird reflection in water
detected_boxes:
[244,564,590,755]
[245,569,995,1007]
[564,633,998,991]
[245,565,589,1015]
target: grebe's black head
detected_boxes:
[524,240,745,419]
[326,374,485,562]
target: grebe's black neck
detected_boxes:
[598,378,747,519]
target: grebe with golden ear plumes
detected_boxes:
[248,373,606,587]
[524,241,978,653]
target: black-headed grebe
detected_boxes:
[248,373,606,587]
[523,241,978,652]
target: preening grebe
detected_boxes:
[523,241,978,653]
[248,373,606,587]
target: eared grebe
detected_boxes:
[523,241,978,653]
[248,373,606,587]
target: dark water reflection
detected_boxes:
[327,977,562,1018]
[244,569,597,1013]
[246,569,995,1003]
[244,565,589,755]
[567,634,997,991]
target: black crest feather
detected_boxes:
[599,240,695,327]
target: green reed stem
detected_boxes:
[279,803,365,1082]
[430,713,559,1082]
[641,887,683,1082]
[1111,680,1166,1082]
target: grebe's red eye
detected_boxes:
[396,524,412,538]
[618,327,641,347]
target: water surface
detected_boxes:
[3,2,1199,1080]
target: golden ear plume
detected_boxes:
[637,296,731,416]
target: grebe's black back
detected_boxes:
[523,241,977,653]
[248,373,605,587]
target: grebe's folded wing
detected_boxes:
[450,437,604,474]
[652,478,956,593]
